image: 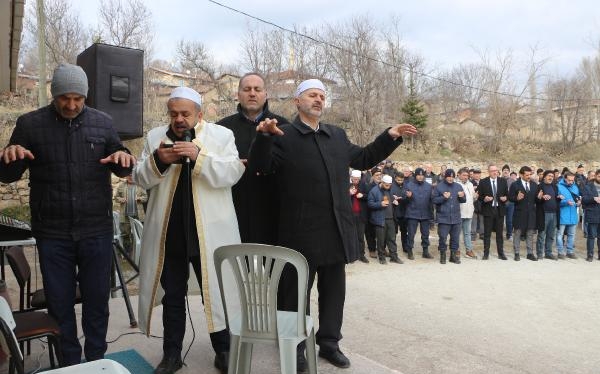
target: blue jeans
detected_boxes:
[556,224,576,255]
[586,222,600,258]
[461,218,473,250]
[36,234,113,365]
[536,212,557,256]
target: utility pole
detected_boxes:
[36,0,47,106]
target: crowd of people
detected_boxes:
[350,161,600,264]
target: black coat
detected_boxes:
[217,101,289,244]
[508,178,538,231]
[249,116,403,265]
[0,104,131,240]
[477,177,508,217]
[535,182,560,231]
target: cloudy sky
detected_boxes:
[69,0,599,77]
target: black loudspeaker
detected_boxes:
[77,43,144,140]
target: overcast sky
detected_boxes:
[70,0,599,78]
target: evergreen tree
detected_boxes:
[400,78,427,129]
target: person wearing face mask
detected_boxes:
[135,87,244,374]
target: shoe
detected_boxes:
[154,355,183,374]
[537,254,544,261]
[390,257,403,264]
[482,251,489,260]
[567,253,577,259]
[526,254,538,261]
[557,253,566,259]
[448,251,455,263]
[465,250,477,259]
[407,250,415,260]
[369,251,377,259]
[514,253,520,261]
[498,253,508,260]
[214,352,229,374]
[297,352,307,373]
[440,252,446,264]
[587,256,594,262]
[545,254,557,260]
[454,251,461,264]
[358,255,369,263]
[378,257,387,265]
[422,248,434,259]
[319,349,350,368]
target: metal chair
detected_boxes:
[128,217,143,265]
[40,358,132,373]
[214,244,317,374]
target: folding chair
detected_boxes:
[214,244,317,374]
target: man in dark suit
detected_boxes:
[477,163,509,260]
[508,166,539,261]
[249,79,417,370]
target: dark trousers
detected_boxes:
[437,223,461,252]
[352,214,366,257]
[483,209,505,254]
[365,222,377,251]
[160,253,230,357]
[505,202,515,237]
[586,222,600,258]
[406,218,430,251]
[395,217,409,252]
[375,219,397,259]
[278,262,345,353]
[36,234,113,365]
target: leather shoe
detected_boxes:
[498,253,508,260]
[319,349,350,368]
[154,355,183,374]
[389,257,403,264]
[482,252,489,260]
[214,352,229,374]
[378,257,387,264]
[545,254,557,260]
[566,253,577,259]
[514,253,520,261]
[526,254,537,261]
[358,255,369,263]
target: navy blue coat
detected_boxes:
[582,182,600,224]
[390,181,407,220]
[367,184,394,227]
[404,180,433,220]
[432,181,466,225]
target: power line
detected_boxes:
[208,0,598,104]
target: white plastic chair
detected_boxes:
[214,244,317,374]
[112,211,124,249]
[41,358,131,373]
[0,296,23,374]
[128,217,143,265]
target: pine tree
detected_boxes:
[400,77,427,129]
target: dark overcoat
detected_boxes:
[508,178,538,231]
[248,116,402,265]
[478,177,508,217]
[217,101,289,244]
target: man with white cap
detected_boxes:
[368,174,404,264]
[135,86,244,374]
[0,63,135,365]
[349,169,369,263]
[248,78,417,370]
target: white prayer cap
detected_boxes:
[295,79,325,97]
[351,170,362,178]
[382,175,393,184]
[169,86,202,106]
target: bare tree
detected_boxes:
[97,0,154,62]
[176,39,216,80]
[240,24,286,80]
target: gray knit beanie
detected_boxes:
[51,63,88,98]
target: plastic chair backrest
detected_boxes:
[112,211,123,247]
[129,217,143,264]
[214,244,309,341]
[4,246,31,310]
[0,296,23,363]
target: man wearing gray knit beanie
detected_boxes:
[0,63,136,365]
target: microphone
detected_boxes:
[182,129,192,163]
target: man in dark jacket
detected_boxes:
[535,170,560,260]
[432,169,466,264]
[349,169,369,263]
[582,170,600,261]
[217,73,289,244]
[478,163,509,260]
[404,168,434,260]
[0,64,135,365]
[509,166,539,261]
[391,173,408,253]
[368,174,403,264]
[249,79,417,370]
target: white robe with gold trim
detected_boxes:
[134,120,244,335]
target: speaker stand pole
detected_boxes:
[111,240,137,327]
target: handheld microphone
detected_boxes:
[183,129,192,163]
